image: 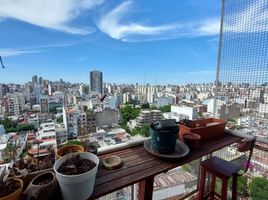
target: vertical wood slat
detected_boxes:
[138,176,154,200]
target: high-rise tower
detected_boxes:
[90,70,103,94]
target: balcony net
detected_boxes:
[215,0,268,199]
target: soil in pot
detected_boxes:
[0,179,21,198]
[58,155,96,175]
[32,173,54,185]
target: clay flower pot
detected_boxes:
[0,179,23,200]
[23,172,58,200]
[182,133,201,148]
[179,118,227,140]
[56,145,84,160]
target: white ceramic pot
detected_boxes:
[54,152,99,200]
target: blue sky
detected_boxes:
[0,0,224,84]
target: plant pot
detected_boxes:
[182,133,201,148]
[54,152,99,200]
[0,179,23,200]
[179,118,227,140]
[150,120,179,154]
[23,172,58,200]
[56,145,84,160]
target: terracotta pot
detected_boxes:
[179,118,227,140]
[23,172,58,200]
[0,179,23,200]
[182,133,201,148]
[56,145,84,160]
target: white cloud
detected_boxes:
[225,0,268,33]
[0,48,41,57]
[97,1,181,41]
[197,19,221,36]
[0,39,95,57]
[0,0,105,35]
[97,1,221,42]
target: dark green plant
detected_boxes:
[159,105,171,113]
[17,124,35,132]
[64,140,82,146]
[56,116,63,123]
[131,124,150,137]
[250,177,268,200]
[120,104,141,125]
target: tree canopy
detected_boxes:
[131,124,150,137]
[250,177,268,200]
[120,104,141,126]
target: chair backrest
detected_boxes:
[237,136,257,176]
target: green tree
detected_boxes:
[56,116,63,123]
[131,124,150,137]
[250,177,268,200]
[17,124,35,132]
[141,103,150,109]
[4,144,17,161]
[0,118,17,130]
[120,104,141,126]
[149,105,158,110]
[197,112,203,118]
[6,127,18,133]
[159,105,171,113]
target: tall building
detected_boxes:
[78,110,96,136]
[7,94,25,116]
[33,83,41,104]
[32,75,38,83]
[90,70,103,94]
[40,95,49,113]
[63,106,80,139]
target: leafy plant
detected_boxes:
[250,177,268,200]
[131,124,150,137]
[64,140,82,146]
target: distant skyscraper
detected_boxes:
[90,70,103,94]
[32,75,38,83]
[39,77,43,86]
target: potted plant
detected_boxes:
[54,152,99,200]
[0,167,23,200]
[23,171,58,200]
[178,118,227,140]
[10,149,55,176]
[56,145,84,160]
[150,120,179,154]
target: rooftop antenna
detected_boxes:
[0,55,5,68]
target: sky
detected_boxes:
[0,0,242,85]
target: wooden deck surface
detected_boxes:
[90,133,241,199]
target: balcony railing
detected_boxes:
[91,130,268,200]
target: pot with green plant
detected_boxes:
[54,152,99,200]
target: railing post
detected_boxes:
[138,176,154,200]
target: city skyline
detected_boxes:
[0,0,221,84]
